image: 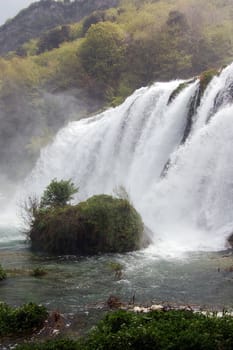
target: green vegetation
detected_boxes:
[0,264,6,281]
[1,0,233,182]
[16,339,81,350]
[31,267,48,277]
[29,194,144,255]
[108,261,124,279]
[40,178,78,208]
[15,310,233,350]
[78,21,126,98]
[199,68,219,95]
[0,302,48,337]
[168,81,192,104]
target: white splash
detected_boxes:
[13,63,233,254]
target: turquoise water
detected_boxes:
[1,226,233,319]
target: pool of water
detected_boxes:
[1,225,233,320]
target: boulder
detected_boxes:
[29,194,144,255]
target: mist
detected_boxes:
[0,87,103,204]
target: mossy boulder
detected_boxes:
[29,195,144,255]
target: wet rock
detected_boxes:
[227,233,233,248]
[107,295,123,309]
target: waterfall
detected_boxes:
[21,63,233,253]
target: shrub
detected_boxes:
[29,194,144,255]
[16,339,81,350]
[15,310,233,350]
[40,178,78,208]
[85,310,233,350]
[31,267,47,277]
[0,302,48,337]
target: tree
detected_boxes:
[40,178,78,208]
[37,25,70,54]
[82,11,106,35]
[79,22,126,92]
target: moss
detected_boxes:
[169,82,187,103]
[0,264,7,281]
[199,68,219,96]
[168,69,218,106]
[29,195,144,255]
[168,81,190,104]
[0,302,48,337]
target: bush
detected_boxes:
[40,178,78,208]
[31,267,47,277]
[15,310,233,350]
[84,310,233,350]
[29,194,144,255]
[0,302,48,337]
[16,339,81,350]
[0,264,6,281]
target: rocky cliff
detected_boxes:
[0,0,119,55]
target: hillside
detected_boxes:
[1,0,233,190]
[0,0,119,55]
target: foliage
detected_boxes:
[40,178,78,208]
[1,0,233,183]
[31,267,48,277]
[29,194,144,255]
[108,261,123,279]
[199,68,219,95]
[15,310,233,349]
[16,339,82,350]
[78,21,126,97]
[82,11,106,35]
[108,261,123,273]
[168,80,193,104]
[0,302,48,337]
[0,264,6,281]
[20,194,40,230]
[84,309,233,350]
[37,26,71,54]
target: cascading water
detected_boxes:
[19,63,233,254]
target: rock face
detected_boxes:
[227,233,233,248]
[29,194,145,255]
[0,0,119,55]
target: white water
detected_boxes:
[7,63,233,254]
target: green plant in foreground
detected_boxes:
[16,339,82,350]
[15,310,233,350]
[0,302,48,337]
